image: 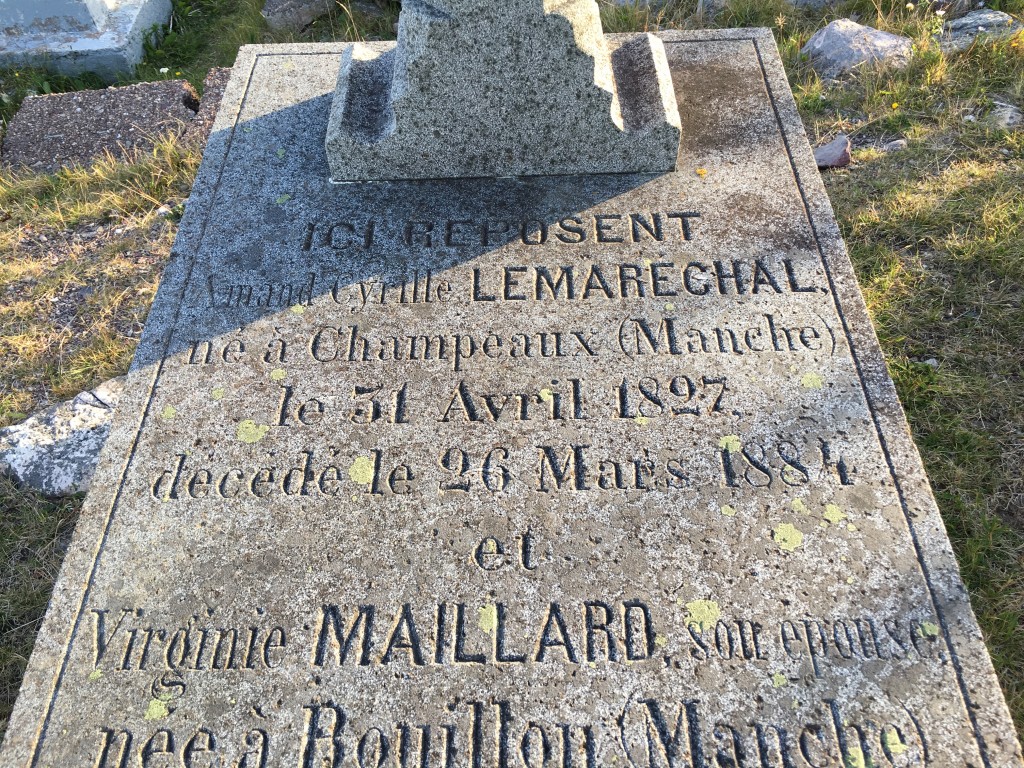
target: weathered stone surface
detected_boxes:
[813,133,851,168]
[0,0,172,81]
[326,0,681,180]
[940,8,1024,53]
[261,0,333,30]
[1,80,199,173]
[801,19,912,79]
[2,31,1022,767]
[0,377,124,497]
[882,137,908,152]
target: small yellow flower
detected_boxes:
[696,167,708,178]
[14,72,19,77]
[891,102,900,109]
[175,71,182,76]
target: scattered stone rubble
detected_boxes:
[0,378,124,496]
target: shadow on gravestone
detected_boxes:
[135,85,683,371]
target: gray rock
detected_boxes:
[2,31,1021,767]
[0,377,124,496]
[814,133,852,167]
[0,0,171,81]
[325,0,681,180]
[802,19,913,79]
[1,80,199,173]
[261,0,333,30]
[882,137,908,152]
[940,9,1023,53]
[990,99,1022,130]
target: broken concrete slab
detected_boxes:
[0,0,172,81]
[802,19,913,79]
[1,79,198,173]
[0,377,124,497]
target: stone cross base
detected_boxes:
[326,0,681,180]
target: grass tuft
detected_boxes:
[0,134,200,427]
[0,480,79,736]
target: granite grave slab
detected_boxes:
[1,28,1021,768]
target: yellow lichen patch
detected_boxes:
[882,729,909,755]
[88,669,103,681]
[846,523,858,532]
[634,415,649,426]
[160,405,177,420]
[773,523,804,552]
[720,504,737,517]
[696,168,708,178]
[538,388,553,403]
[664,302,675,311]
[275,193,291,204]
[348,456,375,485]
[211,387,225,401]
[655,634,668,648]
[478,604,498,633]
[237,420,270,443]
[919,621,940,638]
[791,499,808,514]
[844,746,866,768]
[800,372,824,389]
[772,672,787,688]
[145,699,169,721]
[270,368,287,382]
[685,599,721,633]
[823,504,846,524]
[719,435,741,452]
[846,576,856,585]
[290,304,306,315]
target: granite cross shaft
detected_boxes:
[325,0,682,181]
